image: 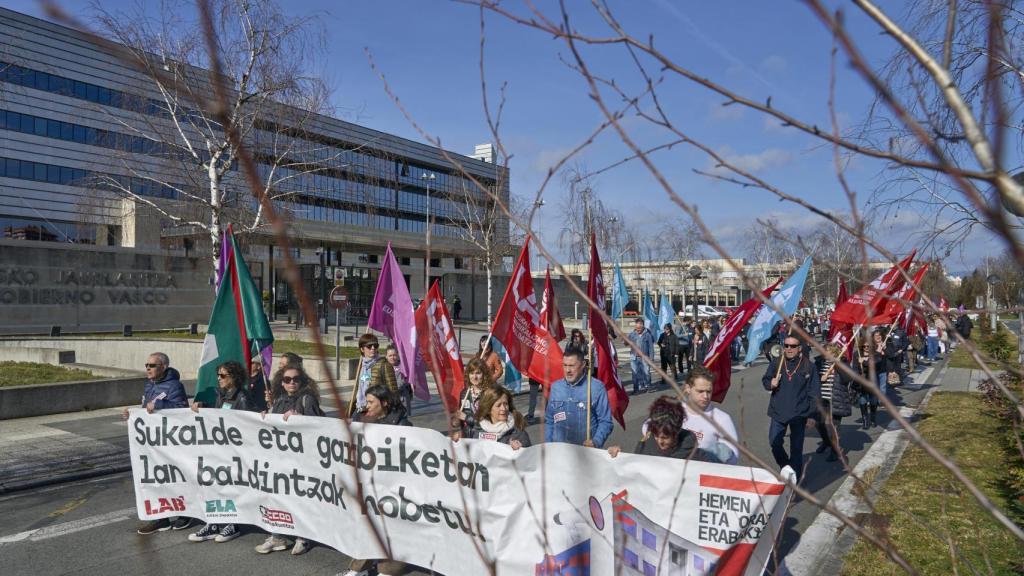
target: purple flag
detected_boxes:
[368,244,428,399]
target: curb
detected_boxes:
[780,360,948,575]
[0,453,131,495]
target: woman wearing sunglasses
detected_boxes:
[255,365,323,556]
[347,333,397,416]
[187,360,255,544]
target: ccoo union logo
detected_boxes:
[144,496,186,515]
[259,505,294,528]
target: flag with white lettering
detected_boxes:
[704,279,781,402]
[369,244,428,401]
[415,281,464,413]
[491,237,564,386]
[540,267,566,342]
[831,251,916,326]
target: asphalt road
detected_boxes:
[0,346,935,575]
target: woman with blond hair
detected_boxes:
[469,386,531,449]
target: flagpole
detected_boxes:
[586,330,593,444]
[346,356,363,418]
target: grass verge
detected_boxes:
[0,361,98,387]
[35,331,361,359]
[841,392,1024,575]
[948,326,1018,370]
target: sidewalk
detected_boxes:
[782,357,996,575]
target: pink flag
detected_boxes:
[368,243,428,400]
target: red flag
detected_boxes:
[491,237,564,386]
[877,264,930,325]
[703,279,782,403]
[831,251,916,326]
[414,281,464,413]
[540,266,566,342]
[939,296,949,312]
[827,280,849,340]
[588,233,630,428]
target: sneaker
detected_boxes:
[214,524,240,543]
[291,537,309,555]
[188,523,219,542]
[170,517,194,531]
[255,535,290,554]
[137,519,171,534]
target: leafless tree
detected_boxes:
[88,0,337,274]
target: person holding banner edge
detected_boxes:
[762,335,820,482]
[545,348,613,448]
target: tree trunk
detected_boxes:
[485,261,493,328]
[209,161,222,284]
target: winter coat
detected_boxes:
[633,429,706,460]
[354,404,412,427]
[142,367,188,410]
[761,355,820,423]
[692,333,709,365]
[348,355,398,415]
[676,326,693,350]
[214,385,258,413]
[628,328,655,360]
[875,339,897,372]
[469,422,532,447]
[956,315,973,339]
[456,386,486,437]
[851,348,884,394]
[657,330,679,357]
[813,356,852,418]
[544,375,613,448]
[271,387,324,417]
[247,370,269,412]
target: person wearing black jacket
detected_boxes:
[353,384,412,427]
[189,360,257,544]
[813,347,853,462]
[888,326,908,385]
[762,335,820,481]
[606,396,707,461]
[853,339,884,429]
[871,330,897,396]
[955,313,973,340]
[657,323,679,383]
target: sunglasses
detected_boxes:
[144,363,162,369]
[281,375,300,384]
[362,343,379,349]
[783,343,800,349]
[216,372,230,379]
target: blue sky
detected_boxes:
[9,0,1001,273]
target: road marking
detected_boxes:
[48,498,87,518]
[0,507,135,545]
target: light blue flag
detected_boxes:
[489,335,524,392]
[658,294,675,330]
[611,263,629,320]
[742,257,813,365]
[643,289,658,331]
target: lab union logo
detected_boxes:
[144,496,186,515]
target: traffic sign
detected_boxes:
[329,286,349,310]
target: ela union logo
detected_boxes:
[260,505,294,528]
[144,496,186,515]
[205,499,237,517]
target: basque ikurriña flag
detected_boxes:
[196,226,273,406]
[491,236,564,386]
[414,280,464,413]
[368,243,428,401]
[588,233,629,428]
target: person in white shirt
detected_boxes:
[682,366,740,464]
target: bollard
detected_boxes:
[50,325,61,337]
[123,324,133,337]
[189,323,199,335]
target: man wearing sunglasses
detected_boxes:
[762,335,820,482]
[130,352,190,534]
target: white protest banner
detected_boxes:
[129,410,793,575]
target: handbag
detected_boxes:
[887,371,901,386]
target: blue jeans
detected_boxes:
[877,371,888,396]
[926,336,938,360]
[631,358,650,392]
[769,418,807,480]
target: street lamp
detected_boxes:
[688,265,702,321]
[421,172,436,294]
